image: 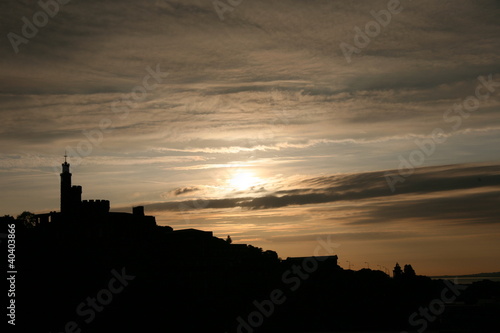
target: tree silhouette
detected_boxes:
[1,215,15,222]
[404,264,416,277]
[16,211,37,228]
[393,262,403,278]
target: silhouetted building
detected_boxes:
[60,155,110,217]
[60,155,82,214]
[81,199,110,215]
[133,206,144,216]
[36,155,156,233]
[34,211,57,225]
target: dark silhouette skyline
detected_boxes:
[3,0,500,285]
[2,1,500,331]
[2,159,499,332]
[31,157,156,232]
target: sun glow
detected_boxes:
[227,170,261,191]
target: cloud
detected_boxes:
[357,187,500,226]
[1,0,500,222]
[166,186,202,197]
[267,231,425,243]
[145,162,500,217]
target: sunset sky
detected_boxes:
[1,0,500,276]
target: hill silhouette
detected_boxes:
[2,215,499,333]
[2,159,499,332]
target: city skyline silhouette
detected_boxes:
[2,157,499,332]
[2,1,500,331]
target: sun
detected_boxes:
[227,171,260,191]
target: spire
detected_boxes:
[62,151,70,173]
[61,151,72,213]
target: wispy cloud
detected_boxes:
[2,0,500,274]
[146,162,500,214]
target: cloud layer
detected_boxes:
[1,0,500,274]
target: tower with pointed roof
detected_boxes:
[60,153,72,214]
[60,153,82,215]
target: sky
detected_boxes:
[1,0,500,276]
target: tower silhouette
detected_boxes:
[60,154,82,215]
[60,153,72,214]
[32,154,154,227]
